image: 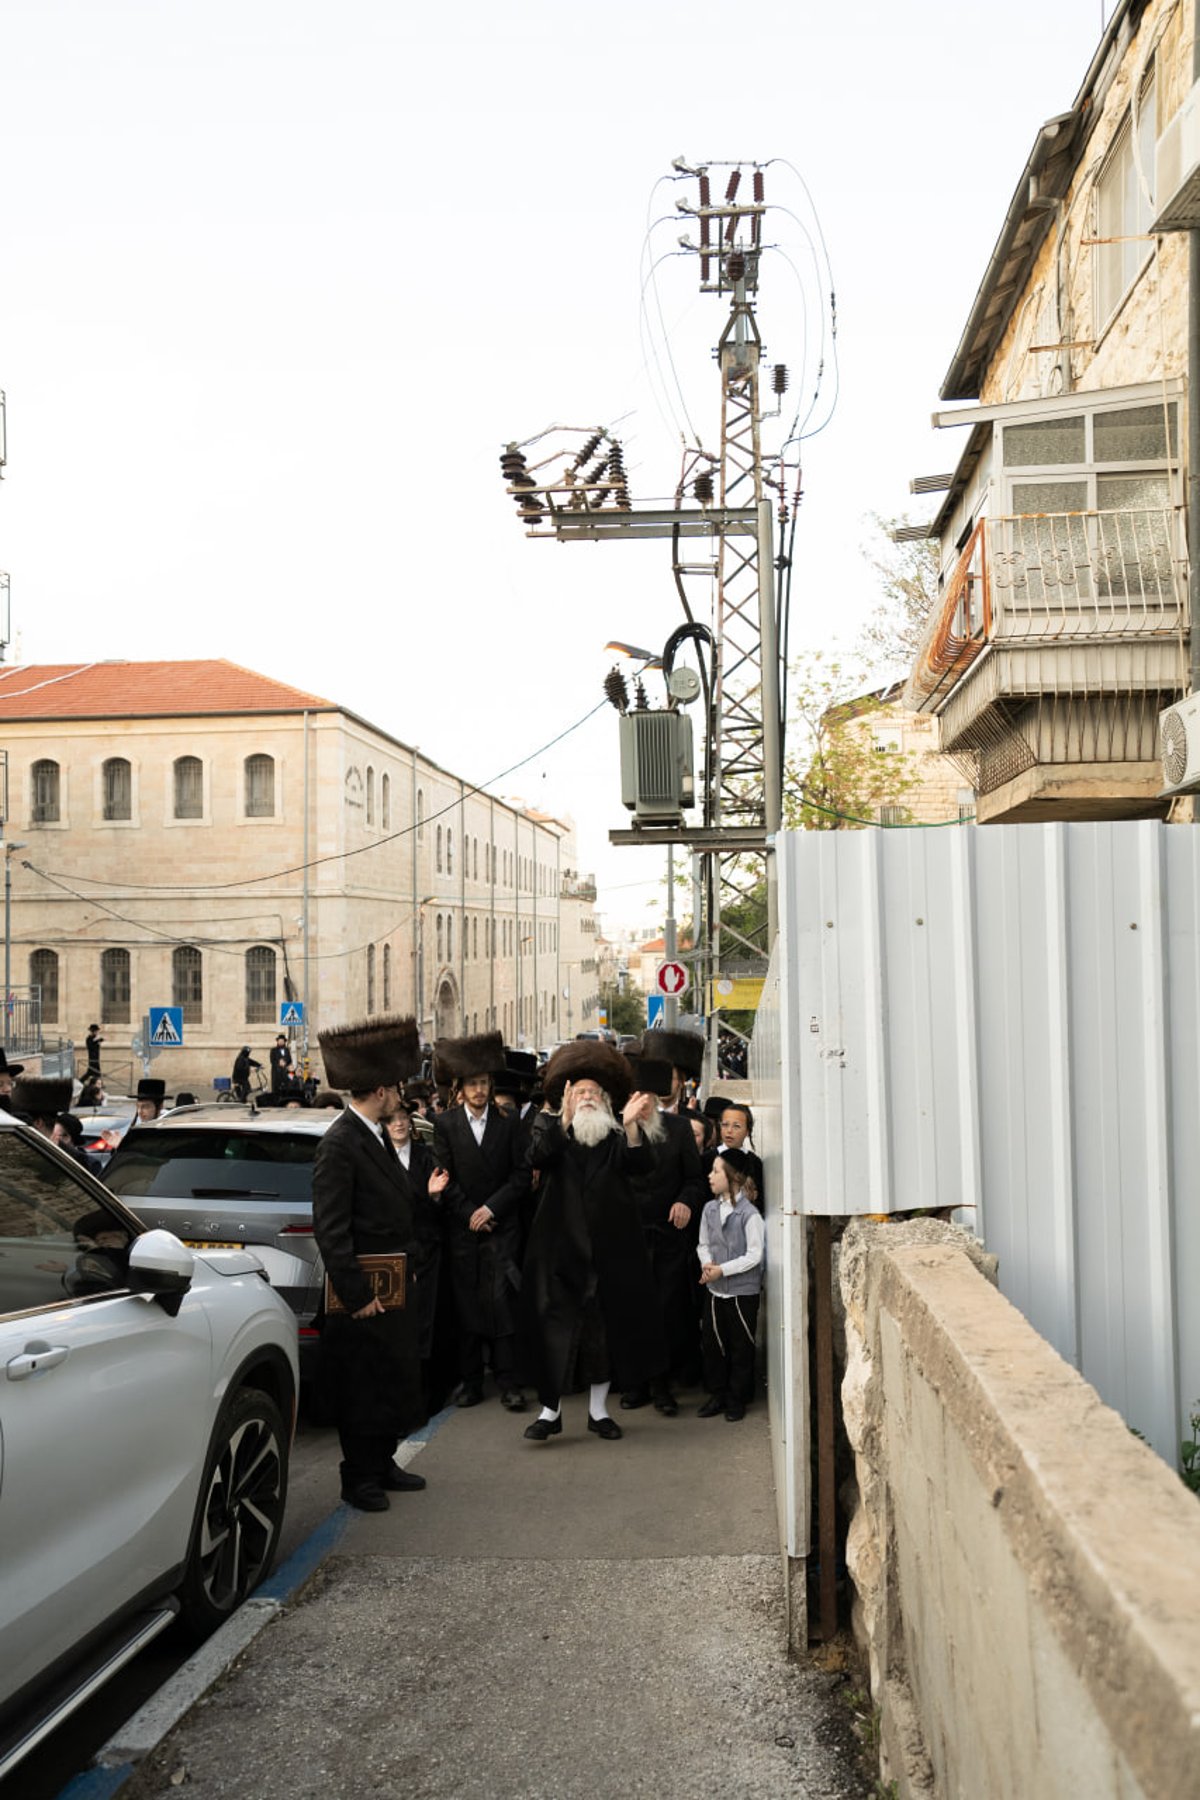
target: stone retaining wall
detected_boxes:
[838,1219,1200,1799]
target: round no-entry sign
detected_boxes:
[656,960,689,997]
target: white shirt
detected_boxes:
[698,1198,765,1282]
[347,1100,389,1151]
[466,1105,488,1146]
[395,1140,411,1170]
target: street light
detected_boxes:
[4,841,27,1051]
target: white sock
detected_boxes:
[538,1403,561,1423]
[588,1381,611,1421]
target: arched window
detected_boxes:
[367,944,376,1013]
[447,830,454,876]
[417,789,425,842]
[447,914,454,962]
[100,948,131,1023]
[102,757,132,821]
[473,837,479,881]
[366,767,375,827]
[245,755,275,818]
[245,945,277,1022]
[172,946,203,1022]
[436,914,444,962]
[30,948,58,1023]
[473,917,478,959]
[382,943,391,1010]
[31,759,60,823]
[436,825,443,874]
[381,773,391,831]
[173,756,203,819]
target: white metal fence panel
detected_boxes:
[772,821,1199,1463]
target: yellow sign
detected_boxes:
[709,977,765,1011]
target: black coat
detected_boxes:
[519,1114,667,1400]
[634,1111,706,1247]
[393,1136,444,1356]
[312,1108,422,1439]
[434,1105,530,1340]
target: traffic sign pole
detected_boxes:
[665,845,677,1029]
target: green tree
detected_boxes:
[600,983,646,1037]
[783,652,918,831]
[857,513,940,678]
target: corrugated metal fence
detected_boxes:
[753,821,1200,1467]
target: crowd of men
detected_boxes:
[311,1016,766,1512]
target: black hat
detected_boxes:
[626,1056,675,1098]
[433,1031,505,1085]
[543,1041,631,1110]
[13,1075,73,1118]
[56,1111,85,1143]
[136,1078,166,1102]
[637,1029,705,1080]
[712,1145,751,1181]
[318,1015,421,1092]
[0,1049,25,1078]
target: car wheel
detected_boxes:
[177,1386,289,1638]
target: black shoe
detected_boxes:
[724,1403,747,1422]
[697,1396,726,1418]
[619,1387,650,1411]
[652,1392,679,1417]
[382,1463,427,1491]
[587,1415,623,1440]
[341,1481,389,1512]
[501,1388,527,1413]
[456,1385,484,1408]
[524,1415,563,1442]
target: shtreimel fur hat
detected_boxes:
[13,1076,73,1119]
[636,1028,705,1081]
[543,1041,632,1111]
[319,1015,421,1093]
[433,1030,505,1085]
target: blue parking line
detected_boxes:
[408,1402,455,1444]
[55,1762,135,1800]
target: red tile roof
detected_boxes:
[0,660,336,720]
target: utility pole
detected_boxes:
[501,159,795,1079]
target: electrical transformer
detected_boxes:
[619,709,695,823]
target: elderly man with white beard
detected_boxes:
[518,1041,667,1443]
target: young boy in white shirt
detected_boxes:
[696,1147,764,1421]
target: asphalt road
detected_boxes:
[3,1414,343,1800]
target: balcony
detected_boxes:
[903,507,1187,821]
[560,875,597,902]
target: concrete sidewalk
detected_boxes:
[119,1389,870,1800]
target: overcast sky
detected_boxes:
[1,0,1116,935]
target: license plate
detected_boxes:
[185,1239,243,1250]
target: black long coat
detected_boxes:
[394,1136,444,1358]
[518,1114,667,1401]
[312,1109,422,1440]
[434,1105,529,1340]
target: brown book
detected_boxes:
[324,1252,407,1315]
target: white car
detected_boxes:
[0,1114,298,1780]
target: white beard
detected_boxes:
[641,1109,667,1146]
[572,1097,616,1147]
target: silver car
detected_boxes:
[0,1116,298,1779]
[104,1102,338,1380]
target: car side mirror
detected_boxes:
[128,1229,195,1317]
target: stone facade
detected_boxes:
[3,666,599,1093]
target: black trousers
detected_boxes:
[649,1234,702,1385]
[338,1430,396,1489]
[460,1329,517,1389]
[701,1291,759,1404]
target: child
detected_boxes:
[696,1147,764,1422]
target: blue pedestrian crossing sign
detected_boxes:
[148,1006,184,1047]
[279,1001,305,1028]
[646,994,665,1028]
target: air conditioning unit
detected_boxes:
[1153,79,1200,232]
[1158,692,1200,795]
[619,709,695,823]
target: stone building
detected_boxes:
[903,0,1192,821]
[0,660,599,1093]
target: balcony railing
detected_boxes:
[904,507,1187,712]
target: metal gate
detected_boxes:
[753,820,1200,1471]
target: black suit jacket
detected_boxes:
[433,1105,529,1231]
[312,1108,416,1314]
[635,1110,706,1233]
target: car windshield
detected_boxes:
[105,1128,320,1202]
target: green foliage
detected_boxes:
[784,652,919,831]
[600,983,645,1037]
[1182,1405,1200,1495]
[857,513,940,679]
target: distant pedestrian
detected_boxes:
[13,1076,74,1138]
[84,1025,104,1079]
[269,1034,292,1096]
[312,1014,428,1513]
[135,1078,166,1122]
[0,1049,24,1114]
[696,1148,764,1422]
[232,1045,262,1102]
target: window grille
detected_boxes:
[103,758,132,821]
[174,756,203,819]
[30,948,58,1023]
[101,948,131,1022]
[245,945,277,1022]
[172,945,203,1021]
[245,755,275,818]
[32,759,60,823]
